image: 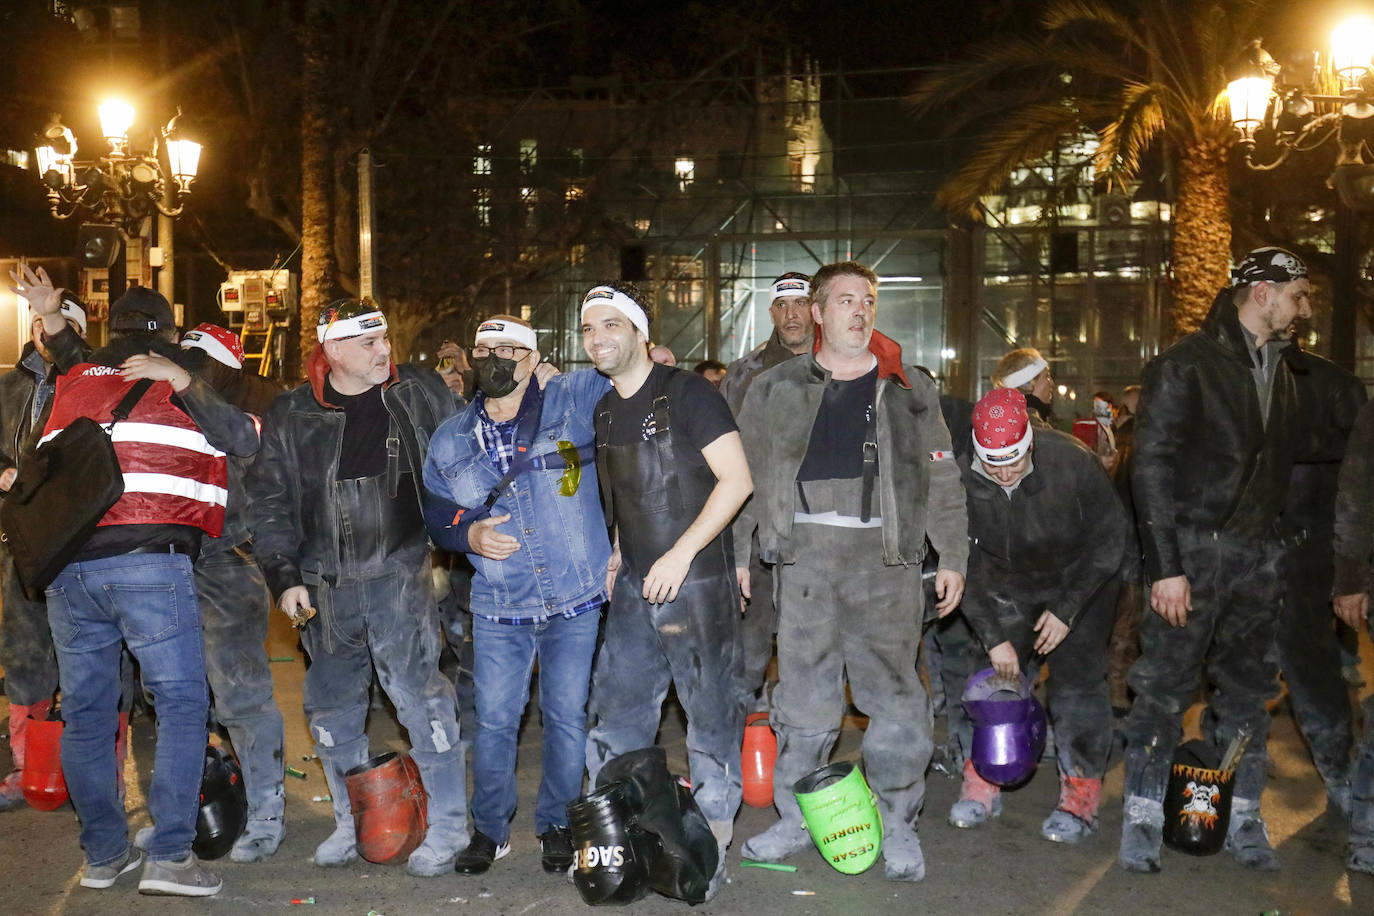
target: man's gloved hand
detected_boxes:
[278,585,317,629]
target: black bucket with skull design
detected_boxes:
[1162,740,1234,856]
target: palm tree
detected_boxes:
[299,0,336,372]
[913,0,1275,337]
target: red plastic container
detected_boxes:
[741,712,777,808]
[22,717,68,811]
[345,752,428,864]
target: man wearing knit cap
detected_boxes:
[176,324,287,862]
[948,388,1125,844]
[0,287,86,813]
[249,298,467,876]
[580,282,753,900]
[719,271,816,709]
[1121,246,1311,874]
[422,314,611,877]
[994,347,1055,426]
[733,261,967,882]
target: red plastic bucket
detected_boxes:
[345,752,428,864]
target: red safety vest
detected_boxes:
[40,363,227,536]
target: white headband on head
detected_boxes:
[1000,357,1047,391]
[475,318,538,352]
[318,309,387,343]
[770,278,811,300]
[581,286,649,340]
[59,300,87,335]
[973,424,1034,466]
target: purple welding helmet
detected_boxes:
[962,668,1048,787]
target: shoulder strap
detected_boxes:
[860,383,879,523]
[651,393,685,518]
[459,384,547,523]
[595,406,614,528]
[108,378,155,428]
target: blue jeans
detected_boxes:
[471,610,600,842]
[46,552,209,865]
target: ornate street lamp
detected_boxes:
[1224,19,1374,373]
[1226,20,1374,208]
[33,102,202,236]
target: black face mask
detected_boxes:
[473,354,521,398]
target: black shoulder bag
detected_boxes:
[1,379,154,594]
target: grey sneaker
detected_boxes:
[81,846,145,889]
[138,854,222,896]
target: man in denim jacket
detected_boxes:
[423,314,614,877]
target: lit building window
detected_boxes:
[570,244,587,265]
[475,188,491,227]
[5,149,31,169]
[520,305,533,322]
[635,217,651,233]
[674,157,694,190]
[474,144,492,176]
[520,139,537,171]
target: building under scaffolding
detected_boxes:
[370,60,1176,412]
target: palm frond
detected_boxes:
[935,102,1087,216]
[1096,81,1167,186]
[1041,0,1147,56]
[910,36,1063,116]
[912,41,1139,139]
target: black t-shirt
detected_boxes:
[602,363,738,451]
[797,364,878,481]
[325,377,390,479]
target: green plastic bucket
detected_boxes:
[793,762,883,874]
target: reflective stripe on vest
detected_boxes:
[41,363,229,536]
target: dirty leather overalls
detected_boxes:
[300,397,466,854]
[584,368,746,845]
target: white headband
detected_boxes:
[770,278,810,300]
[181,329,242,369]
[973,424,1034,466]
[475,318,538,352]
[60,300,87,335]
[318,310,387,343]
[581,286,649,340]
[1000,357,1047,390]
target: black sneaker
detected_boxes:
[453,831,510,875]
[538,826,574,873]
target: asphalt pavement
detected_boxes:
[1,610,1372,916]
